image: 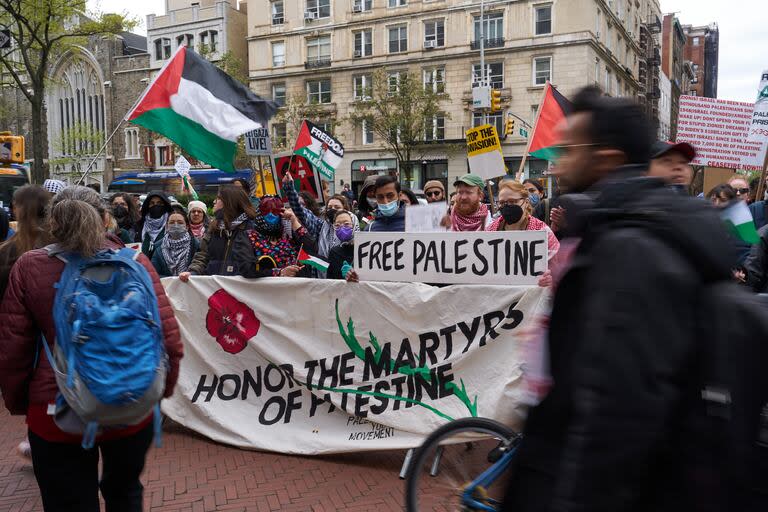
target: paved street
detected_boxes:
[0,405,410,511]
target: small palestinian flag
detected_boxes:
[721,200,760,244]
[293,121,344,181]
[297,247,329,272]
[127,46,277,172]
[527,83,572,162]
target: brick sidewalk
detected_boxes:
[0,405,411,511]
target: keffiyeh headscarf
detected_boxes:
[142,213,168,242]
[161,231,193,276]
[451,203,489,232]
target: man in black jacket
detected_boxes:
[502,87,736,512]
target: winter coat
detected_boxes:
[0,237,183,439]
[327,243,355,280]
[749,200,767,231]
[187,219,259,278]
[503,168,736,512]
[365,203,406,232]
[743,224,768,293]
[282,181,337,278]
[151,237,200,277]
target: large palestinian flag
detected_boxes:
[526,83,572,162]
[293,121,344,181]
[127,46,277,172]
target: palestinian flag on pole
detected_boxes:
[721,200,760,244]
[526,82,572,162]
[127,46,277,172]
[297,247,329,272]
[293,121,344,181]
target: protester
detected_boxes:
[137,191,173,258]
[327,210,360,280]
[503,87,737,511]
[327,194,350,212]
[522,179,544,207]
[707,183,737,208]
[187,200,209,240]
[748,179,768,230]
[742,224,768,292]
[180,186,258,281]
[247,196,317,277]
[151,212,200,277]
[749,176,760,204]
[110,192,140,242]
[448,191,457,212]
[728,175,751,203]
[448,174,492,231]
[299,191,322,217]
[400,188,419,206]
[424,180,446,203]
[0,185,182,512]
[647,140,695,193]
[486,181,559,260]
[341,183,355,205]
[356,175,379,227]
[42,179,66,197]
[365,175,406,232]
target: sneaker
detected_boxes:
[17,440,31,460]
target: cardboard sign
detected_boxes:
[174,155,191,175]
[746,70,768,144]
[466,124,505,179]
[676,96,768,171]
[354,231,547,285]
[245,128,272,156]
[405,203,448,233]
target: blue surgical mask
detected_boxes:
[528,194,540,206]
[264,212,280,225]
[378,199,399,217]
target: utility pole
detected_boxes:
[480,0,486,126]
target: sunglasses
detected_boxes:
[426,190,443,197]
[734,188,750,195]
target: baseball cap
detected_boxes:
[453,174,485,190]
[651,141,695,161]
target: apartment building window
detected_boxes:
[353,74,373,100]
[606,25,613,53]
[594,58,600,85]
[272,1,284,25]
[124,128,139,159]
[307,79,332,104]
[389,0,407,7]
[596,9,601,39]
[354,29,373,57]
[362,120,374,144]
[307,35,331,64]
[473,112,503,136]
[425,116,445,142]
[389,25,408,53]
[272,41,286,67]
[533,56,552,85]
[423,67,445,94]
[317,119,334,135]
[154,38,171,60]
[272,123,287,147]
[388,71,402,94]
[424,20,445,47]
[354,0,373,11]
[472,62,504,89]
[200,30,218,52]
[272,83,286,107]
[473,12,504,43]
[306,0,330,19]
[605,67,612,94]
[176,34,194,49]
[617,79,622,96]
[534,5,552,35]
[693,37,700,46]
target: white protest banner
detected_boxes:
[676,95,768,171]
[245,128,272,156]
[406,203,448,233]
[466,124,505,180]
[747,70,768,144]
[161,277,546,454]
[353,231,547,285]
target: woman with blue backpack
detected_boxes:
[0,186,183,512]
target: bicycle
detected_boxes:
[405,417,521,511]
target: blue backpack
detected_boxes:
[42,246,168,449]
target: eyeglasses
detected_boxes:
[333,222,353,229]
[734,188,750,195]
[498,198,526,207]
[426,190,443,197]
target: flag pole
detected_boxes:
[515,82,550,182]
[756,147,768,203]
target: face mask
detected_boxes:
[378,199,399,217]
[112,205,128,219]
[148,204,166,219]
[528,194,540,206]
[264,212,281,225]
[366,197,378,209]
[336,226,354,242]
[501,204,524,224]
[166,224,188,240]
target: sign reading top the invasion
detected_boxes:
[466,124,505,180]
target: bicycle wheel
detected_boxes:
[405,417,517,512]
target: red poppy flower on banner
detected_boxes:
[206,289,260,354]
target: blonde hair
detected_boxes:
[49,186,106,257]
[498,180,533,217]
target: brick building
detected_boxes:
[683,23,719,98]
[661,13,687,138]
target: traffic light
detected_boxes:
[490,89,502,112]
[0,132,24,164]
[505,118,515,137]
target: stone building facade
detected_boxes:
[683,23,718,99]
[248,0,663,195]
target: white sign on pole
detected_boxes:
[245,128,272,156]
[676,95,768,171]
[353,231,547,285]
[405,203,448,233]
[746,70,768,144]
[472,86,491,110]
[160,276,547,454]
[174,155,191,175]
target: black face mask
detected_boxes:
[500,204,524,225]
[326,209,337,223]
[148,204,166,219]
[112,205,128,219]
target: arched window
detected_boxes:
[176,34,194,50]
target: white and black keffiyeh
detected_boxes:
[161,232,193,276]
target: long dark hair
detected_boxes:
[0,185,51,256]
[214,185,257,230]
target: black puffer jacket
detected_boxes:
[503,168,736,512]
[743,224,768,293]
[187,219,259,278]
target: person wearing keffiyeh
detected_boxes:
[150,212,199,277]
[449,174,493,231]
[137,191,173,258]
